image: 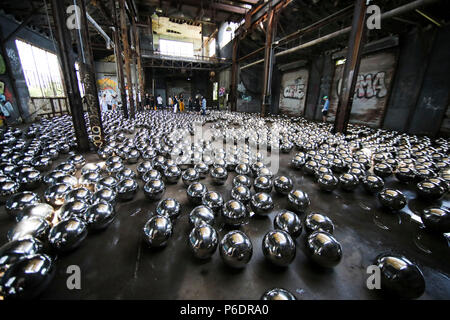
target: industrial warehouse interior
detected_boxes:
[0,0,449,304]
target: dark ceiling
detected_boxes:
[1,0,449,62]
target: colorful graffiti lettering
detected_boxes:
[0,54,5,75]
[337,72,387,99]
[97,77,119,103]
[283,77,306,100]
[237,81,253,102]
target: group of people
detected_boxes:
[143,93,207,115]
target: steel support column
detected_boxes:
[77,0,105,149]
[333,0,368,134]
[132,19,145,111]
[261,8,277,117]
[112,0,127,118]
[120,0,135,119]
[230,37,239,112]
[50,0,90,151]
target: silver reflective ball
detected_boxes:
[273,176,294,195]
[202,191,224,213]
[142,169,162,183]
[305,231,342,268]
[188,224,219,259]
[189,205,215,227]
[250,192,274,216]
[288,189,310,213]
[187,182,208,205]
[6,191,41,218]
[194,162,209,179]
[262,230,296,267]
[210,166,228,185]
[59,200,90,221]
[85,202,115,230]
[92,187,117,206]
[143,179,166,201]
[143,216,173,247]
[261,288,297,300]
[53,174,78,188]
[7,216,51,242]
[0,237,44,271]
[16,203,54,223]
[305,212,335,234]
[43,170,66,185]
[17,169,41,190]
[117,178,138,201]
[48,217,88,252]
[231,185,252,204]
[222,199,249,226]
[274,210,302,238]
[65,187,93,204]
[163,165,182,184]
[80,172,102,191]
[156,198,181,220]
[0,180,20,204]
[182,168,200,186]
[253,175,273,193]
[96,176,118,192]
[233,175,252,188]
[136,161,153,178]
[0,254,55,299]
[219,230,253,268]
[116,168,137,181]
[44,183,72,207]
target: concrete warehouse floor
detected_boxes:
[0,122,449,300]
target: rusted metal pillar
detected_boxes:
[132,19,145,111]
[333,0,368,134]
[77,0,104,149]
[50,0,90,151]
[261,8,278,117]
[111,0,127,118]
[230,36,239,112]
[119,0,135,119]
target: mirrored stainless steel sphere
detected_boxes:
[261,288,296,300]
[96,176,118,191]
[304,212,335,234]
[17,169,41,190]
[287,189,310,214]
[250,192,274,216]
[262,230,296,267]
[378,188,407,211]
[274,210,302,238]
[143,179,166,201]
[0,254,55,299]
[136,161,153,178]
[48,217,88,252]
[92,187,117,206]
[80,172,102,191]
[273,176,294,195]
[362,174,385,193]
[416,180,446,201]
[395,166,416,183]
[187,182,208,205]
[339,173,360,191]
[222,200,249,226]
[0,180,19,204]
[194,162,209,179]
[65,187,93,204]
[253,175,273,193]
[163,165,182,184]
[182,168,200,186]
[233,175,252,188]
[202,191,224,213]
[375,254,425,299]
[143,216,173,247]
[6,191,41,218]
[189,205,215,227]
[231,185,251,204]
[210,166,228,185]
[420,206,450,233]
[235,163,251,176]
[318,173,339,192]
[7,216,51,242]
[0,237,44,271]
[85,202,115,230]
[17,203,54,223]
[44,183,72,207]
[306,231,342,268]
[156,198,181,220]
[219,230,253,268]
[188,224,219,259]
[117,178,138,201]
[142,169,162,183]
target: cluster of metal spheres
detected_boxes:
[0,109,447,300]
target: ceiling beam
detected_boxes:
[211,2,249,15]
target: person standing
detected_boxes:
[179,94,184,112]
[157,94,163,110]
[322,96,330,122]
[188,97,193,112]
[201,96,207,115]
[100,93,109,112]
[168,96,173,111]
[150,94,155,110]
[144,93,150,110]
[173,95,178,113]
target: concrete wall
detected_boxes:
[237,65,263,113]
[278,68,309,116]
[328,50,396,128]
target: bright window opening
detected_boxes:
[213,82,218,101]
[159,39,194,58]
[219,22,241,48]
[15,39,65,98]
[336,58,346,66]
[208,38,216,58]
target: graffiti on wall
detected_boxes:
[337,72,388,99]
[283,77,306,100]
[6,48,22,75]
[97,77,119,102]
[328,51,396,127]
[279,68,309,116]
[237,81,252,102]
[0,54,5,75]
